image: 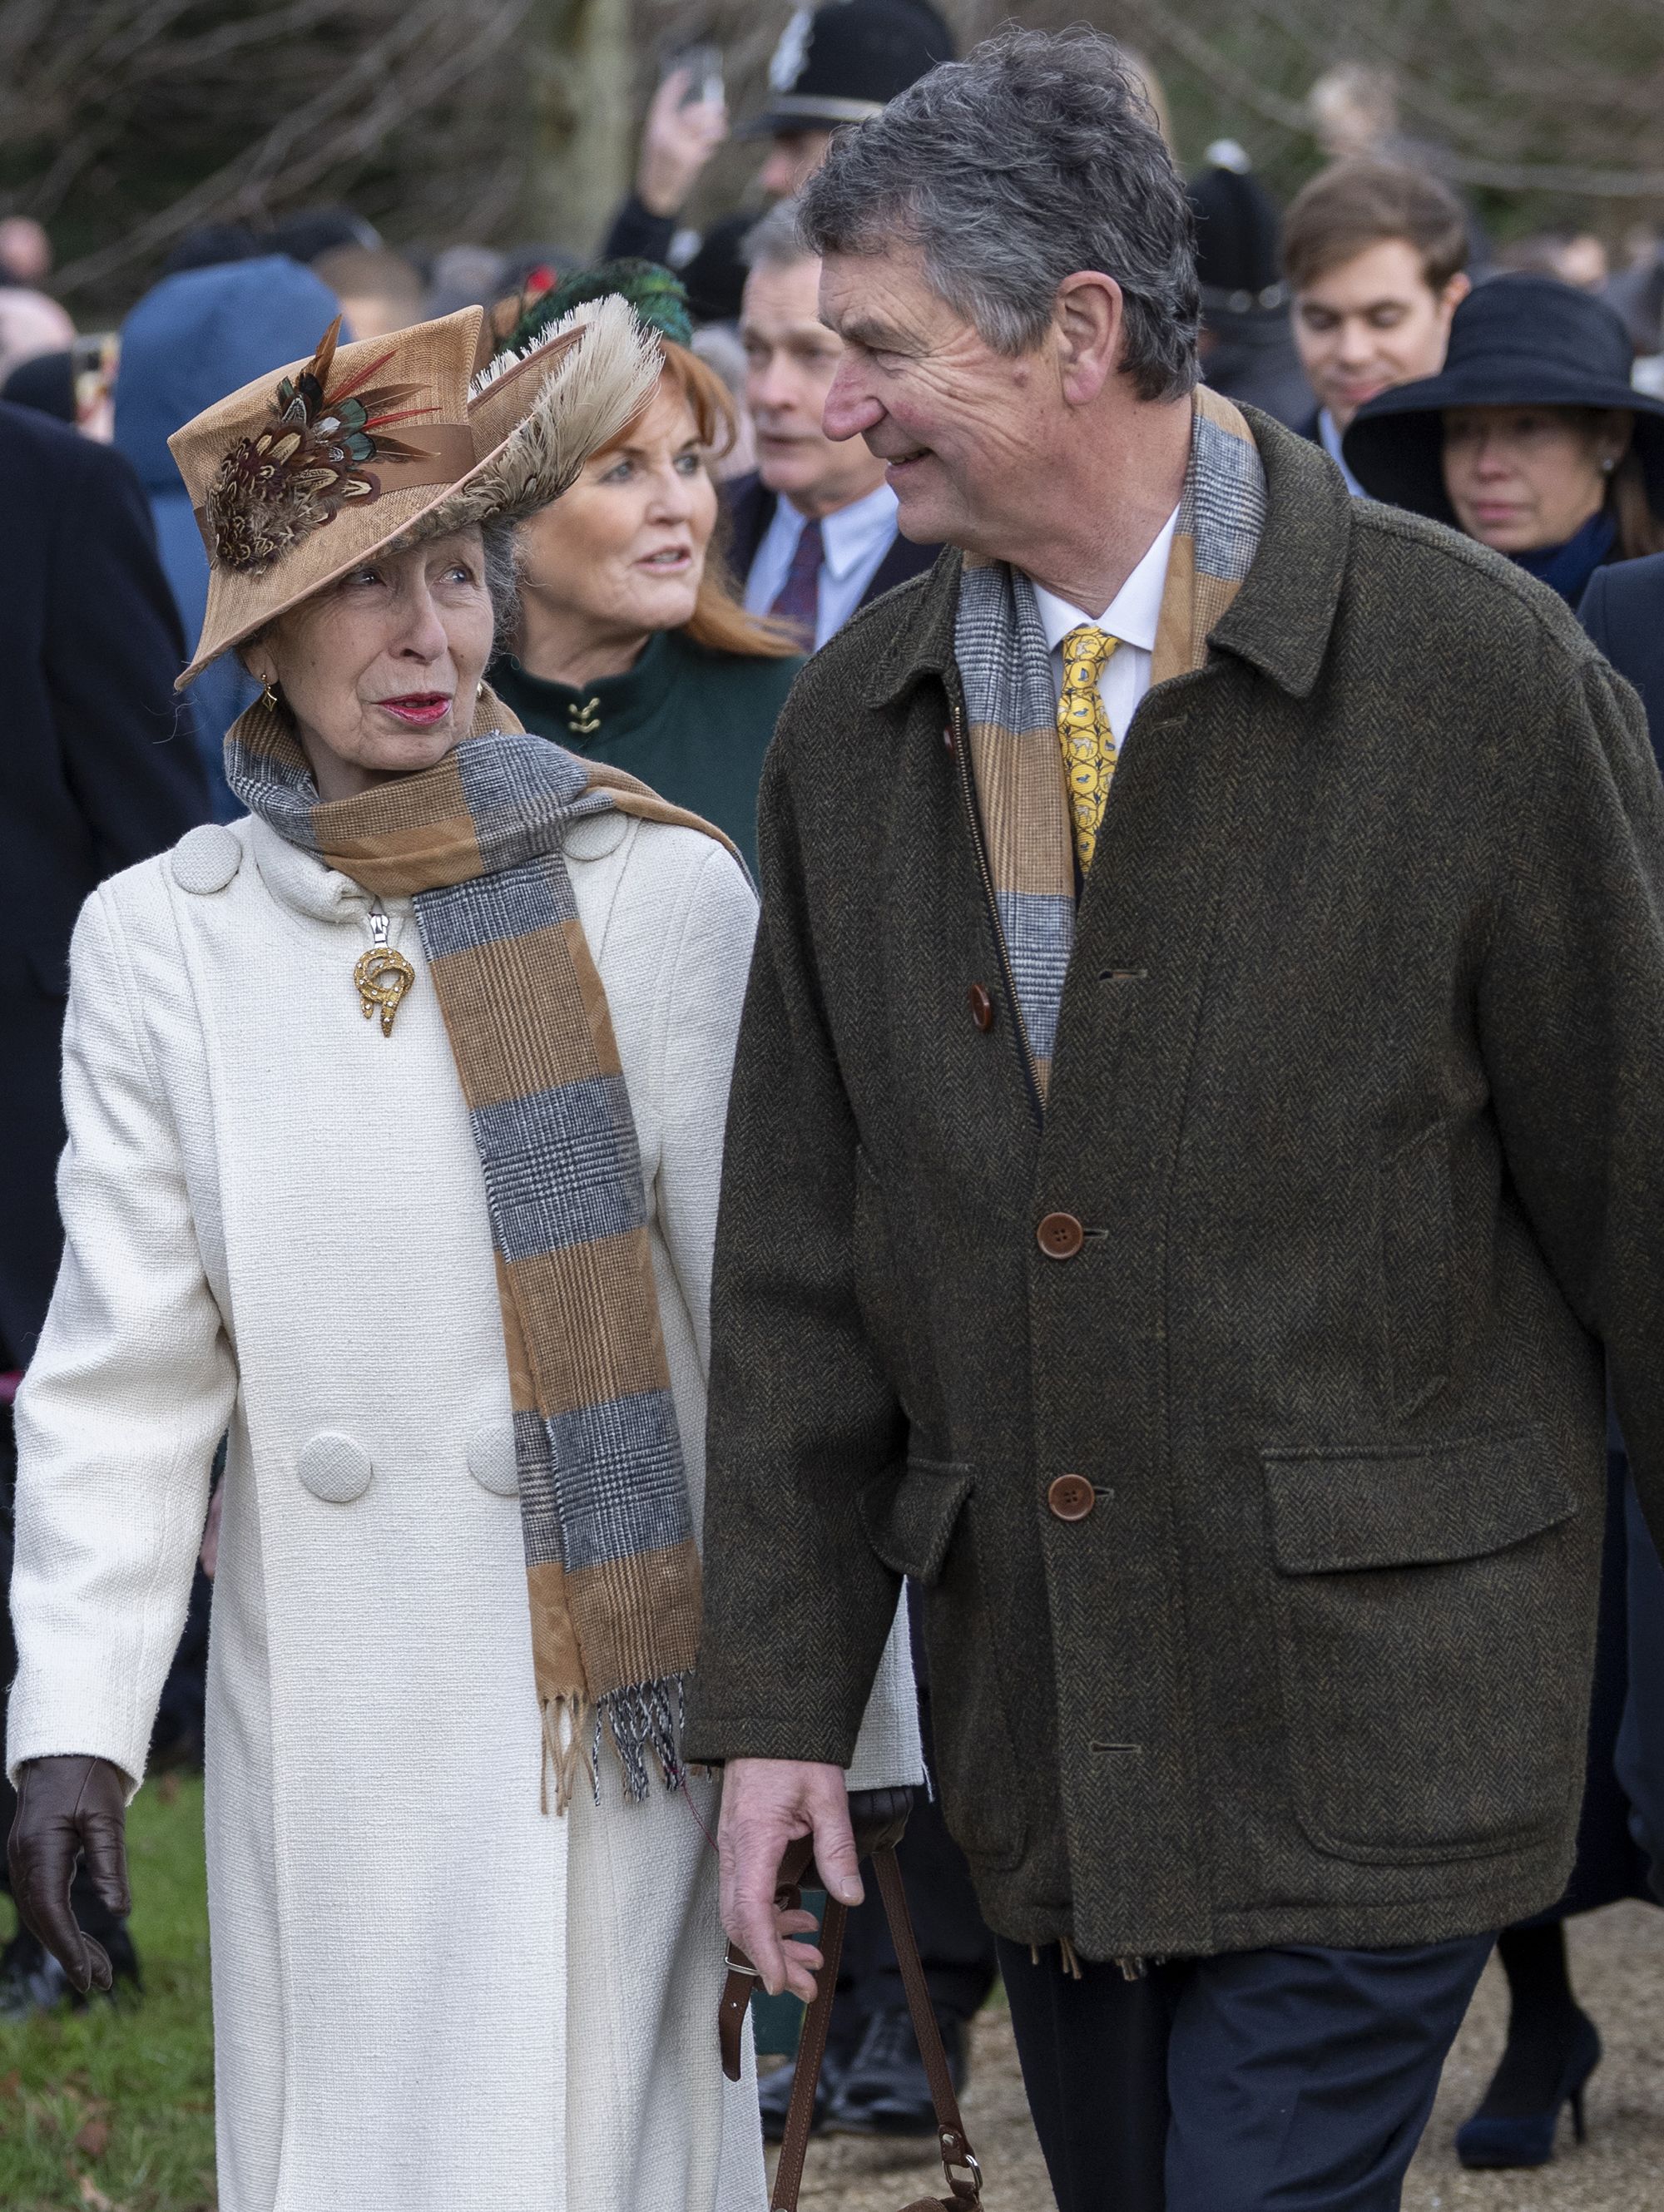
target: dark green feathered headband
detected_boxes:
[508,259,693,355]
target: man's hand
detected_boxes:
[7,1754,130,1994]
[719,1757,862,2001]
[636,67,728,219]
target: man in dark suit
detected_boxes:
[0,398,208,2016]
[1580,555,1664,1907]
[727,199,939,651]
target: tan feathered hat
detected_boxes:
[168,295,661,687]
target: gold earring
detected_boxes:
[261,681,280,710]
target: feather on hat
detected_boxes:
[170,297,661,686]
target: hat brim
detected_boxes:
[735,95,884,139]
[1344,364,1664,523]
[179,299,659,686]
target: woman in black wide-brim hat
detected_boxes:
[1352,270,1664,2177]
[1345,271,1664,603]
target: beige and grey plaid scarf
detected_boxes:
[230,689,737,1809]
[954,388,1265,1096]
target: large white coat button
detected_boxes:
[297,1432,374,1503]
[468,1418,520,1496]
[563,814,629,864]
[171,824,242,895]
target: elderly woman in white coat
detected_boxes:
[3,299,919,2212]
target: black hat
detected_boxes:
[1188,155,1287,319]
[1344,272,1664,522]
[741,0,954,138]
[266,206,382,266]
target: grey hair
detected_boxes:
[742,196,815,275]
[479,515,521,655]
[797,26,1199,403]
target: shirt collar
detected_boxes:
[1317,408,1366,497]
[1028,503,1181,656]
[814,480,899,580]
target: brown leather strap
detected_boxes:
[770,1892,849,2211]
[872,1843,983,2205]
[755,1838,983,2212]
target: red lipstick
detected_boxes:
[377,693,451,727]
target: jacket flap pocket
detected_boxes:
[1263,1433,1576,1575]
[859,1457,973,1584]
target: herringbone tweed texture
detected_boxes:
[687,410,1664,1957]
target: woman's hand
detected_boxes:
[7,1754,130,1992]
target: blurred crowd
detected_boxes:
[2,1,1664,2195]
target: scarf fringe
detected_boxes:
[540,1678,689,1814]
[593,1675,689,1805]
[541,1694,590,1818]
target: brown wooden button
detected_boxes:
[1048,1474,1096,1522]
[968,982,994,1032]
[1037,1211,1085,1259]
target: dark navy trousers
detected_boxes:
[998,1932,1493,2212]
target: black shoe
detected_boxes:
[826,2007,968,2138]
[758,2042,848,2144]
[1455,2009,1601,2170]
[0,1922,141,2021]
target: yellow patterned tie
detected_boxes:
[1057,625,1122,873]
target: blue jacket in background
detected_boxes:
[113,255,344,819]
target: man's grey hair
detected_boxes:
[797,26,1199,403]
[742,196,816,276]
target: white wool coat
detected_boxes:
[7,804,922,2212]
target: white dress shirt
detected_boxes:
[1318,408,1367,497]
[742,480,900,648]
[1028,504,1180,741]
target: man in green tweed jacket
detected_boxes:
[686,29,1664,2212]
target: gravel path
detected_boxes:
[784,1900,1663,2211]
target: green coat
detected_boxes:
[490,627,802,878]
[686,412,1664,1959]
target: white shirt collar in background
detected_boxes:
[1318,408,1367,497]
[741,480,899,649]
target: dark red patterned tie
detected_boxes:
[768,516,824,646]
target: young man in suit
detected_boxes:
[1283,161,1469,493]
[729,199,940,651]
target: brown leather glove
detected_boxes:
[7,1755,131,1994]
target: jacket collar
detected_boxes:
[866,403,1352,712]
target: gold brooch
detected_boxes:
[354,906,414,1037]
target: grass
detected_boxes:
[0,1773,216,2211]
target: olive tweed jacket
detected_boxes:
[686,411,1664,1958]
